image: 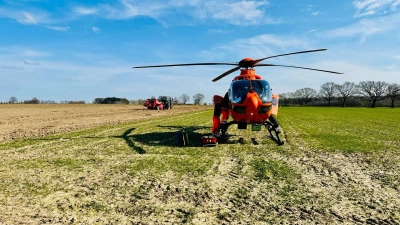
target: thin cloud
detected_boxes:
[203,1,272,25]
[19,12,38,24]
[322,13,399,41]
[0,7,69,31]
[382,64,396,69]
[353,0,400,17]
[245,34,308,49]
[312,11,320,16]
[22,50,50,57]
[0,7,51,25]
[72,0,275,26]
[23,59,40,65]
[201,34,310,60]
[72,1,166,19]
[1,65,23,70]
[304,29,318,34]
[46,26,70,31]
[73,6,98,15]
[0,47,50,58]
[208,28,233,34]
[3,1,276,27]
[92,26,100,32]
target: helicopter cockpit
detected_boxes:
[229,79,272,104]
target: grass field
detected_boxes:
[278,107,400,153]
[0,107,399,224]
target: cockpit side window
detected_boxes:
[252,80,272,103]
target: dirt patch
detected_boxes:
[1,106,399,224]
[272,123,400,224]
[0,104,210,142]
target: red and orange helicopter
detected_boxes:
[133,49,342,145]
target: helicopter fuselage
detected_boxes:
[133,49,341,145]
[228,68,276,124]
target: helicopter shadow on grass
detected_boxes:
[47,125,210,155]
[115,128,146,154]
[138,125,266,147]
[77,127,148,154]
[30,128,147,155]
[110,125,212,151]
[155,125,210,147]
[156,125,254,146]
[83,128,147,154]
[216,135,259,145]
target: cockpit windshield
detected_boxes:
[229,80,272,104]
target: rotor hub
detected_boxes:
[238,58,255,68]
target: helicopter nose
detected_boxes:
[247,92,259,115]
[251,94,258,109]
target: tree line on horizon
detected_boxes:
[3,93,206,105]
[279,81,400,108]
[4,81,399,108]
[129,93,206,105]
[4,96,86,104]
[92,93,205,105]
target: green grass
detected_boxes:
[278,107,400,153]
[251,158,300,181]
[1,107,400,223]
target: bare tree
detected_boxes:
[319,82,336,106]
[279,92,297,105]
[193,93,205,105]
[387,83,400,108]
[358,81,388,108]
[179,94,190,105]
[294,87,317,105]
[9,96,18,104]
[137,99,146,105]
[172,97,179,105]
[335,82,357,107]
[40,100,57,104]
[24,97,40,104]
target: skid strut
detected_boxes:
[218,120,284,145]
[263,121,284,145]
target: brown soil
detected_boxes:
[0,104,210,142]
[1,105,399,224]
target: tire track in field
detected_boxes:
[0,110,212,159]
[0,109,216,224]
[4,108,399,224]
[0,105,211,142]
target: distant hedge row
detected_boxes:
[93,97,130,104]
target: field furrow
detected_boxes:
[0,106,399,224]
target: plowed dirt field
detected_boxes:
[1,106,399,224]
[0,104,210,142]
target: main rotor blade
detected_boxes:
[133,62,237,69]
[254,49,327,64]
[255,63,343,74]
[212,66,241,82]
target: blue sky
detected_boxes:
[1,0,399,103]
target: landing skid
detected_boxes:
[263,121,284,145]
[219,121,284,145]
